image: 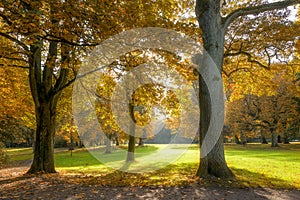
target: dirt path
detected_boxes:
[0,165,299,200]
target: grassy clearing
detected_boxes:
[5,148,33,162]
[4,143,300,188]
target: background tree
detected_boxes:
[226,76,299,147]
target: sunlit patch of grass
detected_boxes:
[55,145,160,173]
[225,143,300,188]
[5,148,33,161]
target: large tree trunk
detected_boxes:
[27,40,56,173]
[28,102,56,173]
[195,0,232,178]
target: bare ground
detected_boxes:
[0,164,299,200]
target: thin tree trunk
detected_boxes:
[127,134,135,162]
[105,135,112,154]
[261,136,268,144]
[235,135,241,144]
[283,134,290,144]
[126,101,136,162]
[138,138,144,146]
[277,135,282,143]
[271,128,279,147]
[115,137,120,146]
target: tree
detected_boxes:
[0,0,112,173]
[195,0,300,178]
[226,81,299,147]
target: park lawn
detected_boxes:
[225,143,300,189]
[5,147,33,162]
[4,143,300,188]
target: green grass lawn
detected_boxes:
[4,143,300,188]
[5,147,33,162]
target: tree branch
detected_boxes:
[0,63,29,69]
[0,13,13,26]
[224,0,300,29]
[224,50,270,70]
[0,55,26,62]
[53,65,107,95]
[40,34,101,47]
[0,32,29,52]
[223,67,251,78]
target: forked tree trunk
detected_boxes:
[196,0,232,178]
[27,41,56,173]
[27,38,67,174]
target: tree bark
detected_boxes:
[27,101,56,173]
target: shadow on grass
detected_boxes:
[72,162,199,187]
[73,161,299,189]
[230,167,296,189]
